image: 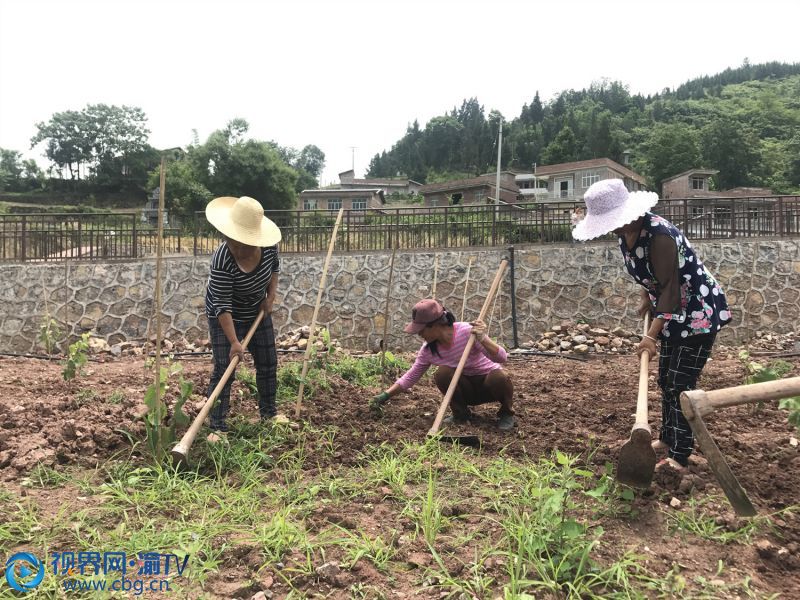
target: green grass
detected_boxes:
[0,414,794,598]
[662,495,785,544]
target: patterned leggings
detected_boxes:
[657,333,716,466]
[208,315,278,430]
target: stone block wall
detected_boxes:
[1,239,798,353]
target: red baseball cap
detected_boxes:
[403,299,445,334]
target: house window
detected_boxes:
[352,198,367,210]
[581,172,600,188]
[691,177,705,191]
[474,190,485,203]
[328,198,342,212]
[451,193,462,205]
[303,199,317,211]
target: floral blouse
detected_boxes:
[620,213,732,340]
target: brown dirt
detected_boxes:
[1,349,799,598]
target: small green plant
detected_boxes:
[141,361,193,461]
[23,463,70,488]
[738,350,793,384]
[62,332,90,382]
[663,496,764,544]
[236,366,258,400]
[74,388,97,407]
[739,350,798,423]
[779,397,800,430]
[108,389,126,404]
[38,316,62,355]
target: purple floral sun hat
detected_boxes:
[571,179,659,241]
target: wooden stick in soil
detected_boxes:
[487,277,501,331]
[152,157,167,452]
[380,245,397,383]
[428,259,508,441]
[460,256,474,321]
[432,254,439,298]
[294,208,344,419]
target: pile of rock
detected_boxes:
[520,322,642,355]
[275,325,341,352]
[746,330,799,353]
[85,336,209,358]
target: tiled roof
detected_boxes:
[300,188,382,196]
[420,175,519,195]
[661,168,719,183]
[534,158,647,185]
[350,178,421,186]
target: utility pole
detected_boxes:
[495,119,503,217]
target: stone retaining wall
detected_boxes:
[1,239,798,353]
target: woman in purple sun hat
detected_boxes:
[573,178,732,473]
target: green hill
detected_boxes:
[367,62,800,194]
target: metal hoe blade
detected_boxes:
[616,427,657,488]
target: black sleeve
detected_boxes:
[650,233,682,319]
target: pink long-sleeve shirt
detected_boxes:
[395,322,508,391]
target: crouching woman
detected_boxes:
[371,299,516,430]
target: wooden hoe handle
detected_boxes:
[172,310,265,462]
[682,377,800,420]
[634,314,651,430]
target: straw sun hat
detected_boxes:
[205,196,282,247]
[571,179,659,241]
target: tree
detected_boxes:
[147,158,211,219]
[528,92,544,124]
[642,123,701,192]
[541,126,578,165]
[30,104,152,188]
[296,145,325,179]
[190,119,297,210]
[30,110,92,180]
[83,104,151,186]
[701,120,763,189]
[0,148,43,192]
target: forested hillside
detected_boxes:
[367,61,800,193]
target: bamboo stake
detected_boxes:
[460,256,474,321]
[432,254,440,298]
[295,208,344,418]
[380,245,397,383]
[487,278,501,331]
[152,157,166,449]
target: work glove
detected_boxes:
[369,391,391,415]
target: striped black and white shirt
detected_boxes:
[205,243,280,323]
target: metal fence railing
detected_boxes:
[1,196,798,262]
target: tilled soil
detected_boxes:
[0,349,799,597]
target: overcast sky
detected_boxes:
[1,0,798,187]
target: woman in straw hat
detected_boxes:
[370,298,516,431]
[573,179,732,473]
[204,195,282,432]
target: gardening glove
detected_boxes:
[369,391,391,415]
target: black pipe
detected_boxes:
[508,245,519,349]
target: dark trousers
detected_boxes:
[657,333,716,466]
[208,315,278,430]
[434,366,514,420]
